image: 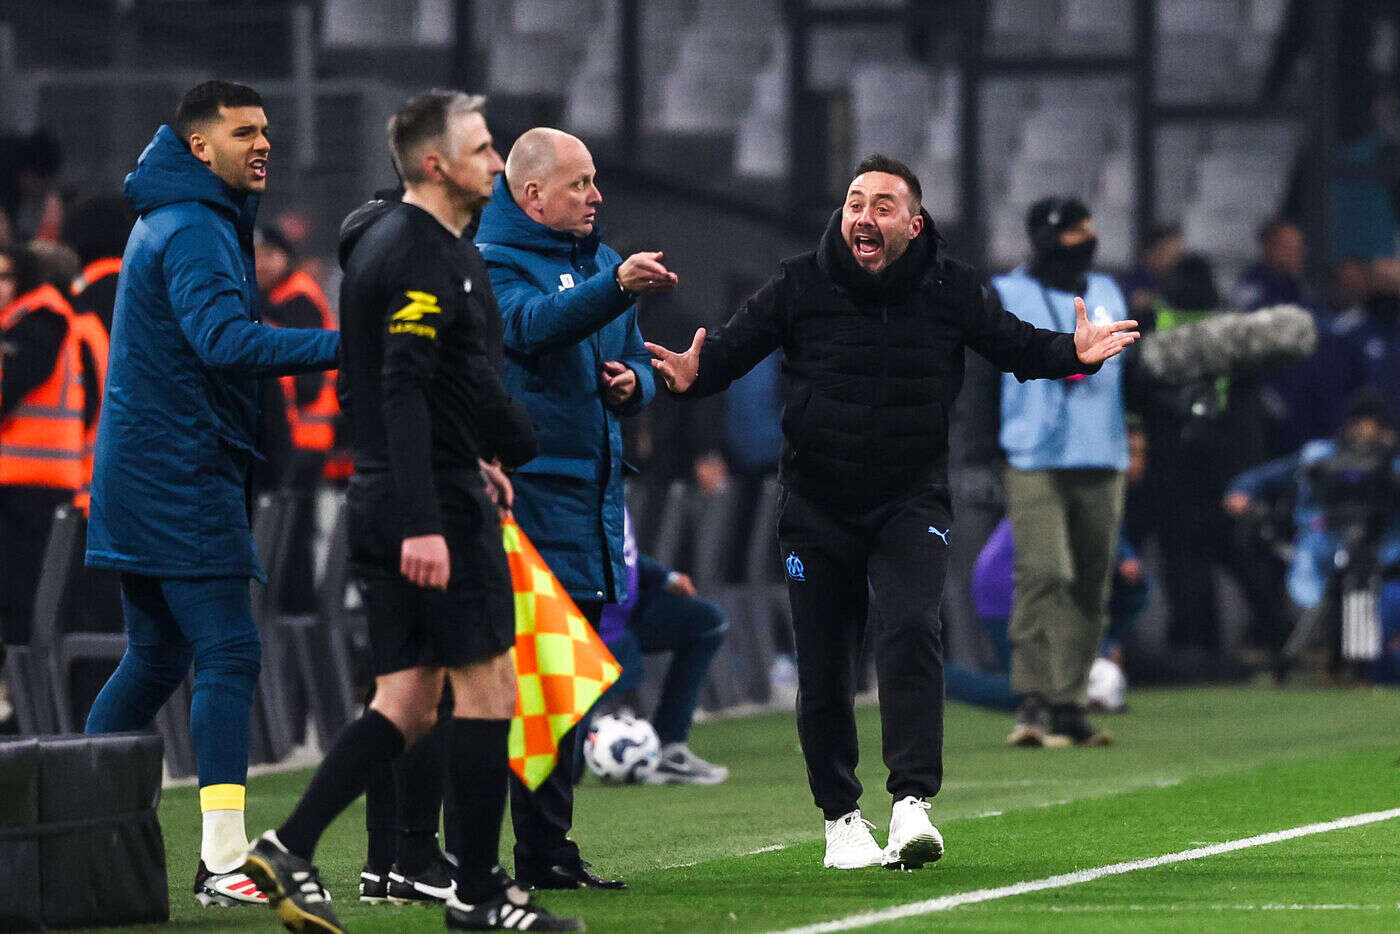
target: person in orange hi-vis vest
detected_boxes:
[0,244,87,649]
[61,196,133,635]
[255,226,342,611]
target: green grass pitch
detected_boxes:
[84,686,1400,932]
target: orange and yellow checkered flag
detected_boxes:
[502,516,621,789]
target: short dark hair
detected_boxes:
[386,89,486,184]
[60,196,134,265]
[851,154,922,213]
[1161,252,1220,311]
[175,80,264,141]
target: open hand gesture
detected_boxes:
[617,252,679,294]
[1074,297,1139,366]
[644,327,707,393]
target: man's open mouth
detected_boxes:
[852,233,882,259]
[249,158,267,181]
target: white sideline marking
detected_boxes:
[657,842,792,870]
[1036,904,1396,912]
[766,807,1400,934]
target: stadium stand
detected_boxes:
[2,0,1392,777]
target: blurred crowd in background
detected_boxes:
[1,67,1398,736]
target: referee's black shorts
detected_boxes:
[347,469,514,676]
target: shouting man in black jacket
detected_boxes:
[647,155,1138,872]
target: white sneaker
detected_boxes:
[883,797,944,870]
[823,810,884,869]
[643,743,730,785]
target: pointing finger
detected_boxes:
[1075,297,1087,321]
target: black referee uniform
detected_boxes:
[338,199,537,669]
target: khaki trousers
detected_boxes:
[1006,468,1125,706]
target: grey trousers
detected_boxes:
[1006,467,1125,707]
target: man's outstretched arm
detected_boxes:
[167,227,338,375]
[965,281,1137,382]
[646,268,789,398]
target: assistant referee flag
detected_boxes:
[502,516,622,789]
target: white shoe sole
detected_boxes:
[642,769,729,786]
[823,852,884,869]
[883,832,944,870]
[196,891,264,907]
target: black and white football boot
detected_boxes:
[242,830,343,934]
[386,852,457,904]
[444,877,584,932]
[193,860,268,906]
[359,864,392,904]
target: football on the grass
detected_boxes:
[1087,657,1128,712]
[584,712,660,782]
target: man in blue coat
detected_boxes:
[475,126,675,890]
[83,81,340,907]
[995,197,1128,750]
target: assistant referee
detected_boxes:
[244,90,579,934]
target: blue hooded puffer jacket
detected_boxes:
[85,125,339,581]
[475,174,654,602]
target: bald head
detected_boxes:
[505,127,602,237]
[506,127,574,190]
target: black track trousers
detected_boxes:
[777,484,951,819]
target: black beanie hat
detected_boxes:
[1026,197,1091,252]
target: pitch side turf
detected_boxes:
[92,685,1400,932]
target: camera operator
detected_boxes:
[1225,391,1400,672]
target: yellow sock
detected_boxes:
[200,784,248,874]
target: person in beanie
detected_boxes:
[994,197,1129,748]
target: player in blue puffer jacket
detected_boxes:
[84,82,339,906]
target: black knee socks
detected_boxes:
[278,708,405,860]
[445,718,510,903]
[363,754,398,872]
[395,716,448,874]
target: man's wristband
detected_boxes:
[614,265,636,298]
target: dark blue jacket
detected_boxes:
[86,125,339,580]
[475,175,654,602]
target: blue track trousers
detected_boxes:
[86,574,261,787]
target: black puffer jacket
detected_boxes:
[686,209,1092,507]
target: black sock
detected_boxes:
[278,709,405,860]
[364,755,398,872]
[446,718,510,903]
[395,716,447,874]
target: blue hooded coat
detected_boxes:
[85,125,339,581]
[475,174,654,602]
